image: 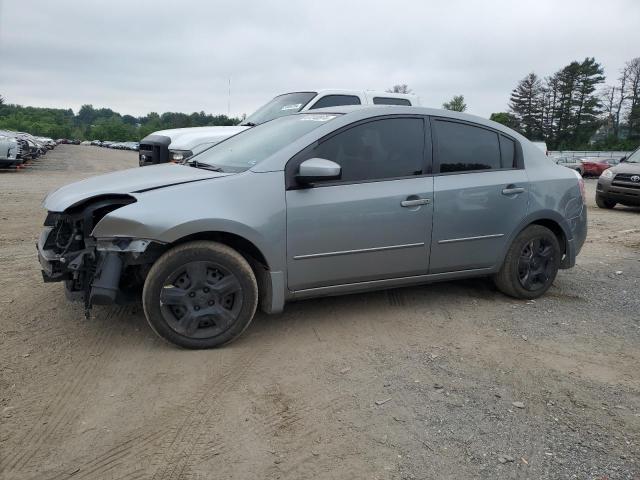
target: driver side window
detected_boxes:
[292,117,426,185]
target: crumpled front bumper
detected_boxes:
[37,227,70,282]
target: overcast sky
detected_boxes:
[1,0,639,119]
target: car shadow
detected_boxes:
[84,276,503,351]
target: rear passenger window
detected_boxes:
[435,120,501,173]
[309,95,361,109]
[303,118,425,183]
[373,97,412,106]
[499,135,516,168]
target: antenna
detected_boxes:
[228,77,231,116]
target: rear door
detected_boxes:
[429,119,529,273]
[285,116,433,291]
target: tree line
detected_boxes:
[3,61,639,148]
[0,101,241,141]
[490,56,640,150]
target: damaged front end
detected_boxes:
[37,195,163,316]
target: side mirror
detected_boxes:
[619,156,627,163]
[296,158,341,185]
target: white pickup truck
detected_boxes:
[139,89,419,166]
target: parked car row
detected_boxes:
[84,140,139,151]
[552,155,622,177]
[0,130,56,169]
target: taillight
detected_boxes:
[572,169,586,204]
[578,177,586,204]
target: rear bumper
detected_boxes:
[561,204,587,269]
[0,158,20,168]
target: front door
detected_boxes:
[285,117,433,291]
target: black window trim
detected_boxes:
[285,114,433,190]
[307,94,363,110]
[431,117,524,176]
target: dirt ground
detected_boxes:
[0,145,638,480]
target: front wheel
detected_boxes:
[595,195,616,209]
[142,241,258,349]
[494,225,561,300]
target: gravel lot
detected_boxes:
[0,145,638,480]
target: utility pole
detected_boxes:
[228,77,231,116]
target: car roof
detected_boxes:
[298,105,524,138]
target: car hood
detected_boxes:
[611,162,640,175]
[150,126,249,150]
[44,163,232,212]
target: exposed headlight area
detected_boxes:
[37,196,141,314]
[170,150,193,163]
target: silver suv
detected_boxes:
[38,106,587,348]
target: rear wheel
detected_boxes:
[142,241,258,349]
[494,225,561,299]
[595,195,616,209]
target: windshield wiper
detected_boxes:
[198,164,224,172]
[240,122,257,127]
[187,160,224,172]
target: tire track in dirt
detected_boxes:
[42,429,168,480]
[257,393,357,479]
[0,305,132,477]
[148,315,310,480]
[18,317,288,480]
[150,342,274,480]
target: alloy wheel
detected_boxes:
[517,237,555,291]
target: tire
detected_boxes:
[142,241,258,349]
[595,195,616,209]
[493,225,561,300]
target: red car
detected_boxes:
[580,157,619,177]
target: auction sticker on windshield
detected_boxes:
[299,115,337,122]
[281,104,303,111]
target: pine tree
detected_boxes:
[541,58,604,149]
[509,73,544,140]
[571,57,605,145]
[442,95,466,112]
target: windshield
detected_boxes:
[626,147,640,163]
[191,113,340,172]
[242,92,317,125]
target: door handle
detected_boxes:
[502,186,525,195]
[401,197,431,207]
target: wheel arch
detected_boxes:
[528,218,567,256]
[499,211,572,270]
[162,230,283,315]
[168,231,269,270]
